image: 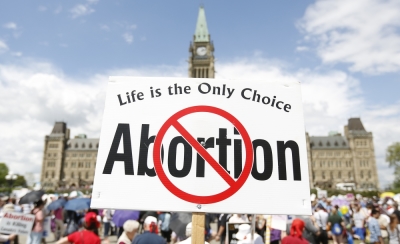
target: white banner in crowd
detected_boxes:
[0,212,34,236]
[91,77,311,215]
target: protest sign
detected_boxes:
[0,212,34,236]
[91,77,311,215]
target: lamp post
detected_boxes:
[5,172,17,195]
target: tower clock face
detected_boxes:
[196,46,207,56]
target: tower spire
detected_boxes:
[194,6,209,42]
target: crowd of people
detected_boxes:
[0,191,400,244]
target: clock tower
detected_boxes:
[189,6,215,78]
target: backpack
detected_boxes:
[332,223,342,236]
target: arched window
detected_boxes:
[51,171,55,178]
[96,143,99,148]
[360,171,364,179]
[334,141,338,146]
[348,171,352,179]
[342,141,346,146]
[319,141,322,146]
[338,171,341,178]
[327,141,331,146]
[71,172,74,179]
[78,172,81,179]
[330,171,333,179]
[75,143,78,148]
[322,172,325,179]
[85,172,89,179]
[89,143,92,148]
[82,143,85,148]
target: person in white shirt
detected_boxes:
[117,220,139,244]
[313,204,329,244]
[235,224,263,244]
[179,222,209,244]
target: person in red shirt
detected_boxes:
[282,219,309,244]
[56,212,101,244]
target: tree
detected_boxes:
[14,175,26,187]
[0,163,9,187]
[386,142,400,188]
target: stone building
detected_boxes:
[41,122,99,189]
[308,118,379,190]
[40,7,380,191]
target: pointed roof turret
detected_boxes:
[194,6,209,42]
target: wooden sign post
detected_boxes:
[192,212,205,244]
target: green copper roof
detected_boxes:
[194,6,209,42]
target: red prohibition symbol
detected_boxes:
[153,105,254,204]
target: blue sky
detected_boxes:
[0,0,399,187]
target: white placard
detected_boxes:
[271,215,288,231]
[91,77,311,215]
[317,190,328,199]
[0,212,34,236]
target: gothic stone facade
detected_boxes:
[307,118,379,190]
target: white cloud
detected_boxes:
[12,52,22,57]
[100,24,110,31]
[129,24,137,30]
[3,22,17,30]
[0,40,8,53]
[123,32,133,44]
[298,0,400,74]
[54,6,63,14]
[296,46,309,52]
[0,57,398,187]
[38,6,47,12]
[70,4,95,19]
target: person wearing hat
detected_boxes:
[282,219,309,244]
[233,224,263,244]
[56,212,101,244]
[178,222,209,244]
[132,216,166,244]
[117,220,139,244]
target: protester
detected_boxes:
[327,206,345,244]
[56,212,101,244]
[116,220,139,244]
[215,214,228,244]
[158,212,172,243]
[353,203,367,243]
[313,204,329,244]
[132,216,166,244]
[282,219,309,244]
[368,209,384,244]
[27,199,45,244]
[53,205,65,241]
[387,214,400,244]
[102,208,112,242]
[234,224,263,244]
[287,215,320,244]
[178,222,210,244]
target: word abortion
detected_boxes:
[102,124,302,182]
[116,82,292,112]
